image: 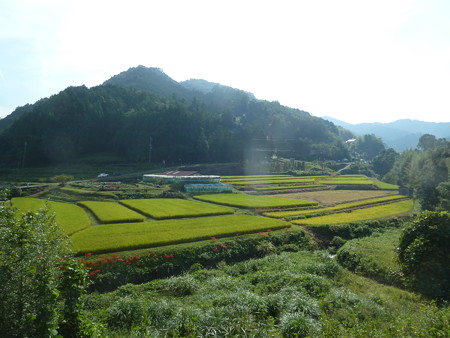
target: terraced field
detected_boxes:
[9,173,410,255]
[193,193,318,208]
[292,200,414,226]
[70,214,290,253]
[11,197,91,235]
[273,190,397,205]
[78,201,145,223]
[120,198,234,219]
[263,195,407,218]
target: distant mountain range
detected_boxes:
[322,116,450,151]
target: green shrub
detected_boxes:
[280,312,321,337]
[160,275,200,297]
[397,211,450,301]
[106,296,145,329]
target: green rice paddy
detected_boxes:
[253,184,326,191]
[264,195,407,218]
[119,198,234,219]
[70,214,290,253]
[193,193,318,208]
[78,201,145,223]
[292,200,414,226]
[11,197,91,235]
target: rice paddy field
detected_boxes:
[11,197,91,235]
[9,173,411,255]
[222,174,397,192]
[292,200,414,226]
[70,214,290,253]
[273,190,397,205]
[193,193,319,209]
[263,195,407,218]
[119,198,234,219]
[78,201,146,223]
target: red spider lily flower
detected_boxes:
[211,236,217,241]
[87,269,101,276]
[212,246,218,252]
[220,244,229,249]
[258,232,268,237]
[163,254,174,259]
[84,253,92,257]
[267,229,272,232]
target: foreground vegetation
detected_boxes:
[83,250,449,337]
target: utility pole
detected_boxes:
[149,136,153,163]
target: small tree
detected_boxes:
[51,174,74,186]
[397,211,450,301]
[0,197,87,336]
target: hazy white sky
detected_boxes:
[1,0,449,123]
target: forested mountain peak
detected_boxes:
[103,66,192,100]
[0,66,351,167]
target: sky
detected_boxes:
[1,0,449,124]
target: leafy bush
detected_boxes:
[0,202,87,337]
[160,275,200,296]
[106,296,145,329]
[397,211,450,300]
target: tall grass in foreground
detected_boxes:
[82,250,450,337]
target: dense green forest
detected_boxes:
[0,66,350,167]
[380,134,450,211]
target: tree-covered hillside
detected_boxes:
[0,66,349,167]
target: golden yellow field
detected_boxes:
[272,190,397,206]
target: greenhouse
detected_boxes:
[143,173,221,184]
[184,183,233,193]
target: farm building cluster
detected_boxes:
[143,171,232,193]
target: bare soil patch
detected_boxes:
[273,190,397,206]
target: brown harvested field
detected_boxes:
[272,190,397,206]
